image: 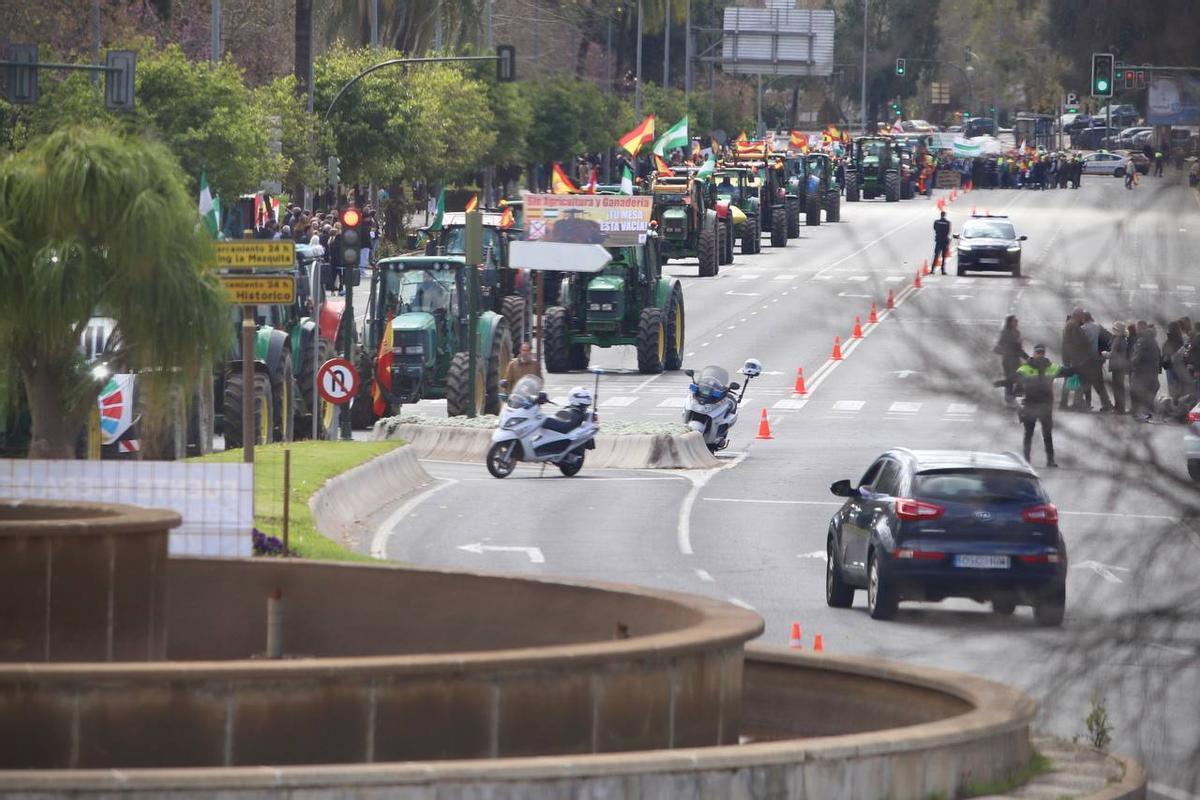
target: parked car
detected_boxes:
[1073,126,1121,150]
[901,119,939,133]
[1065,114,1094,134]
[1185,402,1200,481]
[1080,152,1130,176]
[1094,104,1139,128]
[964,118,996,137]
[824,449,1068,625]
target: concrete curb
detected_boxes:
[1082,753,1146,800]
[308,445,433,551]
[371,423,721,470]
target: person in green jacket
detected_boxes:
[1016,344,1069,467]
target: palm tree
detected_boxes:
[0,127,229,459]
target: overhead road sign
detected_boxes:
[219,275,296,304]
[721,1,834,77]
[215,241,296,269]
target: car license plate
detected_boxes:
[954,554,1010,569]
[980,257,999,264]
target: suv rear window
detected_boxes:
[962,221,1015,239]
[914,469,1043,503]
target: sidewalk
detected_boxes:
[975,735,1144,799]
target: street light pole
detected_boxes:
[860,0,868,135]
[635,0,643,117]
[663,0,670,89]
[211,0,221,64]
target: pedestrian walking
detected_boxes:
[994,315,1028,404]
[1061,307,1113,411]
[1130,321,1162,422]
[1107,321,1132,415]
[1016,344,1066,467]
[932,211,951,274]
[503,341,542,387]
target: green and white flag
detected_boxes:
[653,116,688,157]
[694,154,716,180]
[428,188,446,231]
[619,164,634,195]
[198,171,219,237]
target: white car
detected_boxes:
[1081,152,1130,177]
[1186,401,1200,481]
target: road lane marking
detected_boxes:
[1140,283,1159,290]
[1178,285,1195,292]
[371,478,459,559]
[601,396,637,407]
[703,497,841,506]
[885,276,904,282]
[1059,510,1176,521]
[887,401,921,414]
[695,568,715,582]
[832,400,865,411]
[457,542,545,563]
[676,452,748,556]
[728,597,756,611]
[773,399,808,410]
[773,274,797,281]
[797,550,828,560]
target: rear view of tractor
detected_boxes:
[802,153,841,225]
[726,153,795,247]
[713,168,761,254]
[651,175,725,277]
[844,137,901,203]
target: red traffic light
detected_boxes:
[341,208,361,227]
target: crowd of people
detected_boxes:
[248,202,382,296]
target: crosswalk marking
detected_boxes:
[885,275,905,282]
[772,274,798,281]
[815,274,834,280]
[946,403,977,415]
[601,396,637,408]
[657,398,685,408]
[887,401,921,414]
[772,398,808,410]
[737,274,761,280]
[1140,283,1159,290]
[1178,285,1195,292]
[847,275,868,282]
[832,400,865,411]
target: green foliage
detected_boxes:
[522,76,622,163]
[0,67,114,154]
[485,81,532,168]
[960,749,1052,797]
[255,75,334,192]
[1085,695,1114,750]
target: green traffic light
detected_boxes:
[1097,79,1109,92]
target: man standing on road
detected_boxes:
[1154,146,1165,177]
[932,211,951,275]
[1016,344,1064,467]
[1131,321,1162,422]
[504,341,542,387]
[1061,307,1113,412]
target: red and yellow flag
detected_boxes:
[372,313,395,416]
[618,115,656,156]
[464,194,479,212]
[653,153,673,176]
[790,130,809,152]
[826,125,842,140]
[499,206,515,228]
[551,162,578,194]
[735,131,748,143]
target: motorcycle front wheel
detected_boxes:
[558,449,585,477]
[486,441,518,478]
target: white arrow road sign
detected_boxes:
[1071,560,1130,584]
[889,370,919,379]
[508,241,611,273]
[837,291,873,298]
[457,542,546,563]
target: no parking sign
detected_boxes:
[317,358,359,406]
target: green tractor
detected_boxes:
[543,237,685,375]
[844,137,901,203]
[782,155,807,237]
[650,174,726,277]
[357,256,512,418]
[712,168,762,254]
[726,155,794,247]
[801,152,842,225]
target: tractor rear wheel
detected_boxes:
[297,334,334,439]
[543,306,573,373]
[568,343,591,370]
[500,295,527,346]
[722,220,734,265]
[223,371,273,450]
[900,176,915,200]
[484,325,512,415]
[885,171,901,202]
[445,351,484,417]
[636,307,666,374]
[741,218,757,253]
[825,192,841,223]
[664,286,685,371]
[845,173,860,202]
[786,197,801,238]
[697,224,718,277]
[770,206,787,247]
[805,196,821,226]
[753,216,763,253]
[271,351,296,443]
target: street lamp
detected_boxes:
[965,63,975,116]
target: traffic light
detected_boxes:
[328,155,341,186]
[1091,52,1114,97]
[895,58,906,76]
[1136,69,1146,89]
[963,111,971,120]
[1123,69,1135,90]
[496,45,516,83]
[340,207,363,287]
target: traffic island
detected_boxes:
[372,414,721,469]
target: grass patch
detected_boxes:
[960,749,1053,798]
[192,440,404,561]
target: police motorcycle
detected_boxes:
[682,359,762,453]
[486,369,602,478]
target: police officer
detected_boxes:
[1016,344,1069,467]
[1154,144,1165,177]
[932,211,951,275]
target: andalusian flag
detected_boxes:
[653,153,673,176]
[198,171,220,237]
[465,194,479,212]
[428,189,446,231]
[619,165,634,195]
[551,162,578,194]
[619,115,656,155]
[695,155,716,180]
[653,116,688,156]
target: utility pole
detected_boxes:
[684,0,692,98]
[635,0,643,117]
[92,0,101,86]
[370,0,380,50]
[860,0,868,135]
[663,0,670,89]
[211,0,221,64]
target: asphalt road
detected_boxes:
[371,173,1200,799]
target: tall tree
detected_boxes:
[0,128,228,458]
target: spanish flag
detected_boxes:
[789,130,806,151]
[654,153,673,177]
[618,115,656,156]
[826,125,842,140]
[465,194,479,212]
[499,206,515,228]
[372,313,395,417]
[551,162,578,194]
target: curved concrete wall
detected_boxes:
[0,647,1038,799]
[0,500,179,663]
[0,559,761,769]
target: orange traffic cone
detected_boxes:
[868,302,879,324]
[914,269,923,289]
[852,315,863,339]
[794,367,807,395]
[789,622,802,649]
[831,336,843,360]
[936,197,945,210]
[951,188,957,201]
[756,408,773,440]
[886,289,895,309]
[922,258,930,275]
[813,634,824,652]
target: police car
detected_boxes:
[952,214,1026,278]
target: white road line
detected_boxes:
[773,398,809,410]
[1178,285,1196,292]
[772,274,798,281]
[832,400,865,411]
[813,208,932,278]
[803,283,918,397]
[371,478,459,559]
[885,276,905,282]
[728,597,756,611]
[601,396,638,408]
[1146,643,1194,657]
[695,568,715,582]
[657,398,686,407]
[737,274,761,280]
[946,403,977,415]
[1059,510,1177,521]
[1140,283,1159,290]
[703,497,841,506]
[677,453,747,555]
[888,401,921,413]
[631,372,663,392]
[847,275,868,282]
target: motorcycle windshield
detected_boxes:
[694,366,729,402]
[508,375,543,409]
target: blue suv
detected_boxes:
[825,449,1067,626]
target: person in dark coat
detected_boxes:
[1107,321,1132,415]
[1130,321,1162,422]
[995,315,1028,404]
[932,211,951,275]
[1061,307,1113,411]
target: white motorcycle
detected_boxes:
[682,359,762,453]
[486,371,601,478]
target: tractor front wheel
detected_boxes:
[543,306,573,373]
[845,173,860,202]
[825,192,841,223]
[741,218,757,253]
[223,371,273,450]
[770,206,787,247]
[446,351,485,417]
[636,307,666,374]
[805,196,821,226]
[885,171,901,202]
[697,224,718,277]
[664,286,685,371]
[484,325,513,415]
[298,334,334,439]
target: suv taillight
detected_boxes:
[1188,411,1200,424]
[1021,504,1059,524]
[894,498,944,520]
